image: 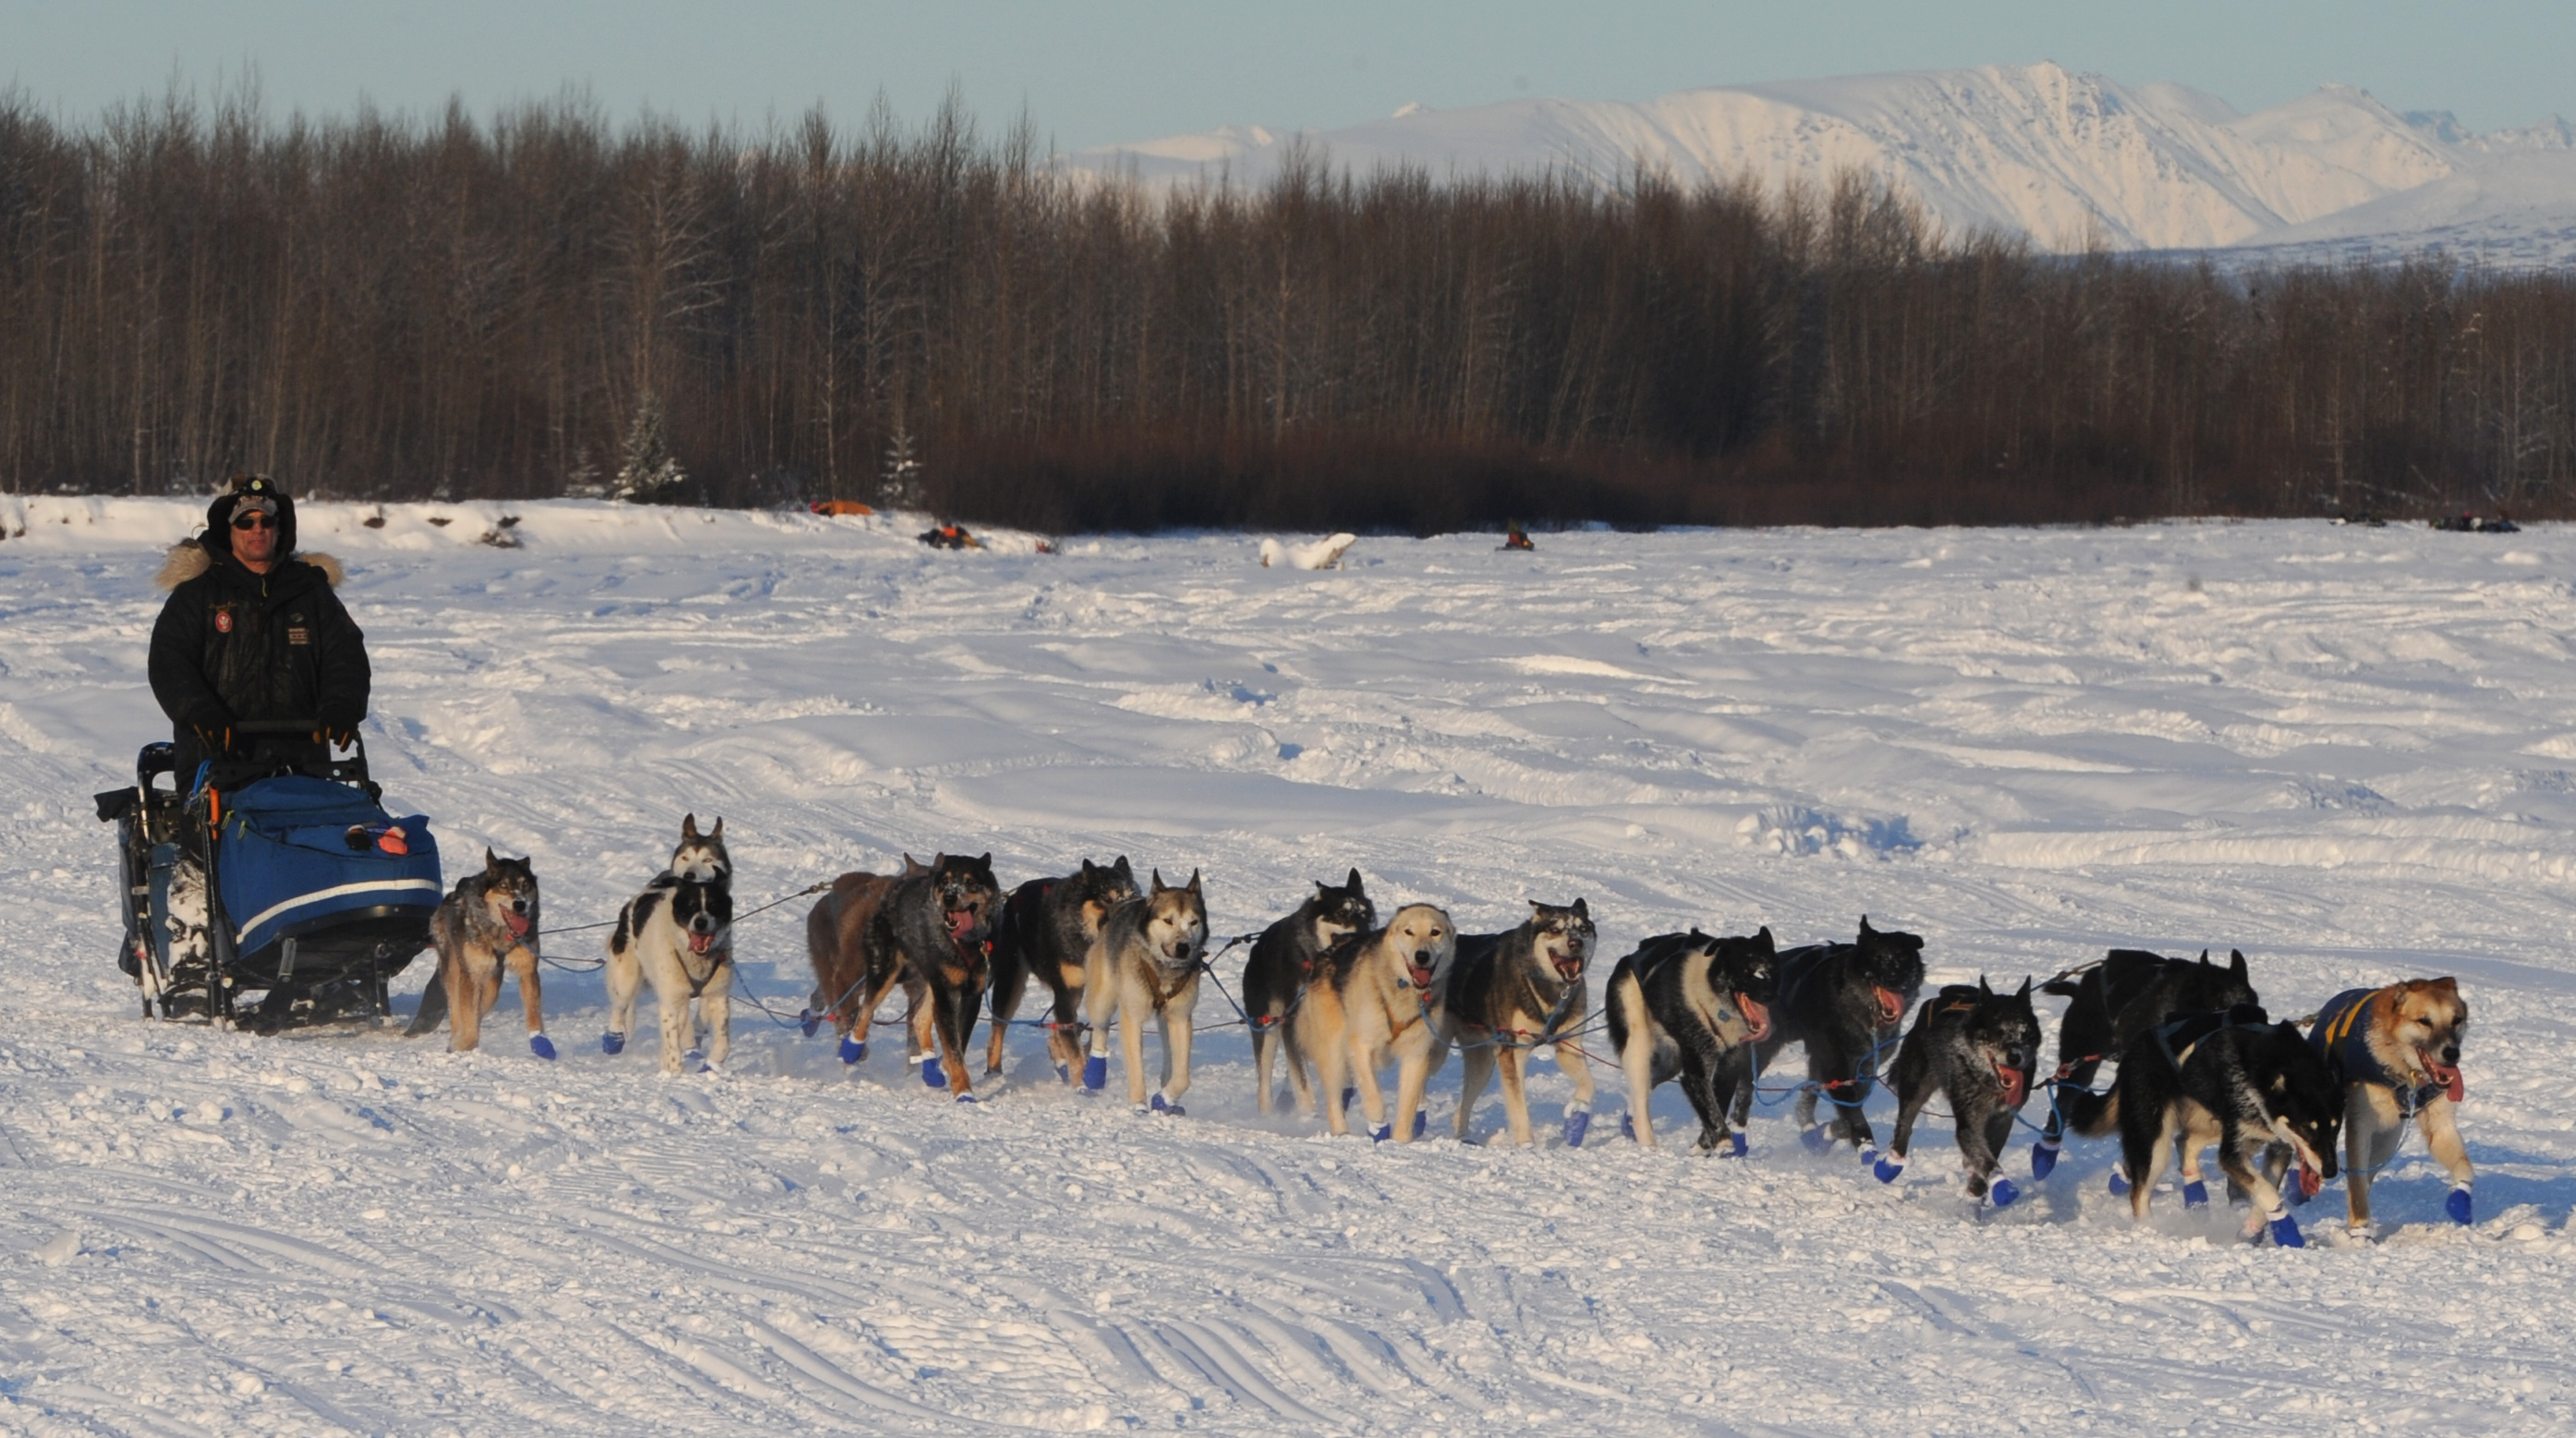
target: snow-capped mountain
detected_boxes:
[1063,61,2576,262]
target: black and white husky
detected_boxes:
[1605,927,1778,1153]
[603,815,735,1073]
[2061,1005,2341,1247]
[1241,870,1376,1115]
[1442,898,1598,1146]
[1875,979,2041,1206]
[1732,918,1927,1155]
[2032,947,2257,1177]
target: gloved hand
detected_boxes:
[313,724,358,749]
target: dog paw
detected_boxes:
[600,1030,626,1056]
[2266,1209,2306,1249]
[2182,1179,2210,1210]
[1370,1124,1392,1143]
[919,1056,945,1090]
[1342,1087,1357,1114]
[798,1009,821,1039]
[1053,1062,1071,1084]
[528,1033,556,1061]
[1561,1109,1590,1148]
[2448,1184,2474,1225]
[2029,1138,2060,1179]
[1083,1054,1107,1091]
[1799,1125,1832,1153]
[684,1048,705,1073]
[2108,1164,2132,1198]
[1150,1092,1185,1117]
[839,1036,866,1065]
[1728,1130,1747,1159]
[1412,1110,1427,1140]
[1987,1178,2021,1209]
[955,1092,978,1104]
[1621,1112,1639,1143]
[1872,1152,1905,1184]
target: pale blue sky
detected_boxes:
[6,1,2569,146]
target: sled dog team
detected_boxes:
[417,822,2478,1244]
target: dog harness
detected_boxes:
[2147,1003,2270,1072]
[2310,987,2444,1107]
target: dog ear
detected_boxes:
[1979,973,1993,995]
[1858,915,1876,940]
[1081,859,1099,878]
[682,813,699,840]
[1186,868,1202,894]
[2230,948,2248,979]
[710,818,723,841]
[2016,975,2033,998]
[1150,869,1166,892]
[1572,896,1588,918]
[1115,856,1134,879]
[1755,926,1775,954]
[978,853,992,872]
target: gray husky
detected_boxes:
[1874,979,2041,1205]
[409,849,548,1058]
[1241,870,1376,1115]
[1082,870,1211,1113]
[1441,899,1598,1146]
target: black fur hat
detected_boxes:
[204,472,297,559]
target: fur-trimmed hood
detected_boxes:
[156,538,344,591]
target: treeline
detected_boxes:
[6,89,2576,530]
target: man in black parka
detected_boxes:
[149,474,370,776]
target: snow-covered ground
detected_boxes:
[3,498,2573,1435]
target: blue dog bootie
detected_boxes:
[2447,1181,2474,1226]
[1800,1124,1833,1154]
[839,1035,866,1065]
[1150,1092,1185,1117]
[1987,1178,2021,1209]
[2030,1136,2060,1179]
[684,1047,706,1072]
[2182,1178,2210,1209]
[1561,1104,1591,1148]
[1053,1061,1071,1085]
[528,1032,556,1061]
[798,1008,820,1039]
[1412,1109,1428,1140]
[2266,1204,2305,1249]
[2107,1163,2132,1198]
[1370,1123,1392,1143]
[1621,1112,1638,1143]
[954,1091,978,1104]
[1082,1053,1108,1091]
[600,1030,626,1056]
[1342,1087,1357,1115]
[1727,1130,1748,1158]
[1872,1150,1905,1184]
[920,1054,945,1090]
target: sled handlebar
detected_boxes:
[233,719,324,735]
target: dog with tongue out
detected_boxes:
[1874,978,2043,1207]
[2309,978,2477,1235]
[1731,917,1929,1158]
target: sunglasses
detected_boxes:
[231,512,276,531]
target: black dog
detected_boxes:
[985,857,1140,1081]
[1606,927,1779,1153]
[1241,870,1375,1115]
[2033,948,2257,1176]
[1731,917,1926,1154]
[1876,979,2042,1206]
[2084,1008,2341,1247]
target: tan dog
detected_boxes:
[1081,870,1210,1112]
[409,849,547,1058]
[2309,978,2475,1234]
[1290,904,1455,1141]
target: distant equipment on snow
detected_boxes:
[1259,533,1357,570]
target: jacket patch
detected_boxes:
[288,627,310,645]
[213,609,234,635]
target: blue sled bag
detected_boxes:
[216,774,444,957]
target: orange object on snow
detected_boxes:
[809,500,875,517]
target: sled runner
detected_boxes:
[97,719,442,1031]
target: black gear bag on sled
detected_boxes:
[95,720,442,1031]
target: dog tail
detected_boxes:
[404,973,449,1037]
[2051,1080,2118,1139]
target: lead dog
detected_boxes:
[1241,870,1376,1115]
[1874,978,2041,1205]
[1443,899,1598,1146]
[604,818,735,1073]
[2032,947,2257,1177]
[1605,927,1778,1153]
[2309,979,2474,1234]
[1081,870,1210,1113]
[986,857,1140,1080]
[1732,918,1927,1154]
[408,849,549,1058]
[1290,904,1455,1140]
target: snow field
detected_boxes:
[3,498,2575,1434]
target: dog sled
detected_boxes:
[96,719,443,1031]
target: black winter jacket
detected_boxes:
[149,538,370,746]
